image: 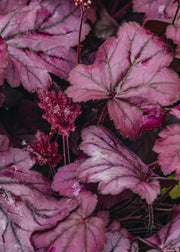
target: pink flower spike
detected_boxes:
[27,130,61,168]
[38,89,81,136]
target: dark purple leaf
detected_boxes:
[0,0,90,92]
[32,192,106,252]
[78,126,160,204]
[0,134,9,152]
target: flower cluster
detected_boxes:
[38,89,81,136]
[27,130,62,167]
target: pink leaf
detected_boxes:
[0,36,8,86]
[142,205,180,251]
[38,89,81,136]
[32,192,106,252]
[170,105,180,119]
[0,153,78,251]
[132,0,175,21]
[66,22,180,139]
[52,161,84,197]
[78,126,160,204]
[27,130,62,167]
[0,0,90,92]
[103,221,138,252]
[0,0,36,14]
[0,147,34,172]
[153,124,180,179]
[167,24,180,58]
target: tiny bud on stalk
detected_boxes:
[74,0,92,9]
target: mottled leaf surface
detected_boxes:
[142,205,180,251]
[0,162,78,251]
[0,0,90,92]
[67,22,180,139]
[32,192,106,252]
[0,0,35,14]
[103,221,138,252]
[78,126,160,204]
[52,161,84,197]
[0,137,78,251]
[153,124,180,180]
[132,0,175,21]
[0,147,34,172]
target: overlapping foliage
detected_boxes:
[1,0,180,251]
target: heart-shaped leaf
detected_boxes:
[66,22,180,139]
[0,135,78,251]
[78,126,160,204]
[32,192,106,252]
[0,0,90,92]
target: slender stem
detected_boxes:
[110,0,120,16]
[97,105,107,125]
[77,4,85,64]
[172,1,180,25]
[48,165,56,180]
[63,135,70,165]
[153,184,176,209]
[147,204,154,236]
[113,2,131,19]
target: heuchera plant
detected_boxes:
[2,0,180,251]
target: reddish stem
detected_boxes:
[112,2,131,19]
[63,135,70,165]
[147,204,154,236]
[77,4,85,63]
[153,184,176,209]
[110,0,120,16]
[48,165,56,180]
[97,105,107,125]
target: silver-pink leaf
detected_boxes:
[0,0,35,14]
[32,192,106,252]
[0,0,90,92]
[52,161,84,197]
[0,138,78,251]
[66,22,180,139]
[142,205,180,251]
[78,126,160,204]
[0,166,78,251]
[153,124,180,180]
[132,0,175,21]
